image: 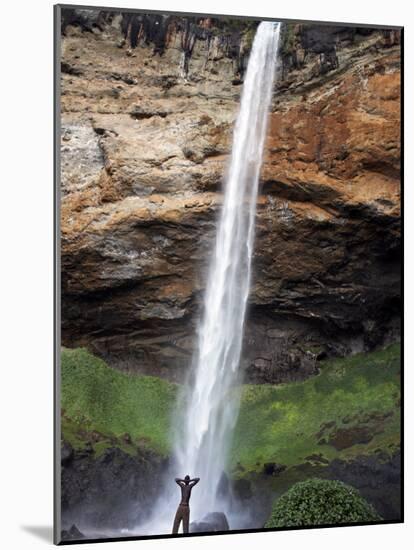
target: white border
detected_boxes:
[2,1,411,549]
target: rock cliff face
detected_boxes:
[60,12,401,382]
[61,442,166,530]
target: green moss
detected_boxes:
[213,18,258,34]
[281,23,297,56]
[61,347,177,455]
[60,415,90,450]
[231,344,400,473]
[264,478,381,528]
[243,27,256,51]
[61,344,400,471]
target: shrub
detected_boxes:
[264,478,381,528]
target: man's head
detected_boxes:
[184,475,190,484]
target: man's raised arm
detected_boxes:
[175,478,185,486]
[189,477,200,486]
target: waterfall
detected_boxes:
[175,19,281,519]
[141,20,281,534]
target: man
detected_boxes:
[172,475,200,534]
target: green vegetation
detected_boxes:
[61,347,177,455]
[243,26,256,51]
[231,343,400,472]
[214,18,258,34]
[210,19,258,51]
[61,344,400,470]
[281,23,297,56]
[264,478,381,527]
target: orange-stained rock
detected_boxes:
[60,18,401,383]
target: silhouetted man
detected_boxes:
[172,475,200,534]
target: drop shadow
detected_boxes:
[21,525,54,543]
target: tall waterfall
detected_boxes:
[141,21,281,534]
[174,21,281,519]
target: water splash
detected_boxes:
[140,20,281,535]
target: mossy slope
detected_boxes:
[61,344,400,469]
[61,347,176,455]
[231,343,400,473]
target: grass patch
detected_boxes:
[61,347,177,455]
[231,343,400,473]
[61,344,400,469]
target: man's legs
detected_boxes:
[172,506,183,534]
[182,506,190,534]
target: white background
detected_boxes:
[1,0,411,548]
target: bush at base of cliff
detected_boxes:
[264,478,381,528]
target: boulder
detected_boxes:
[190,512,230,532]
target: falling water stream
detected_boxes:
[141,20,281,534]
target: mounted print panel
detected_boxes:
[54,4,403,544]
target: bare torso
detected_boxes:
[179,484,193,505]
[175,478,200,505]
